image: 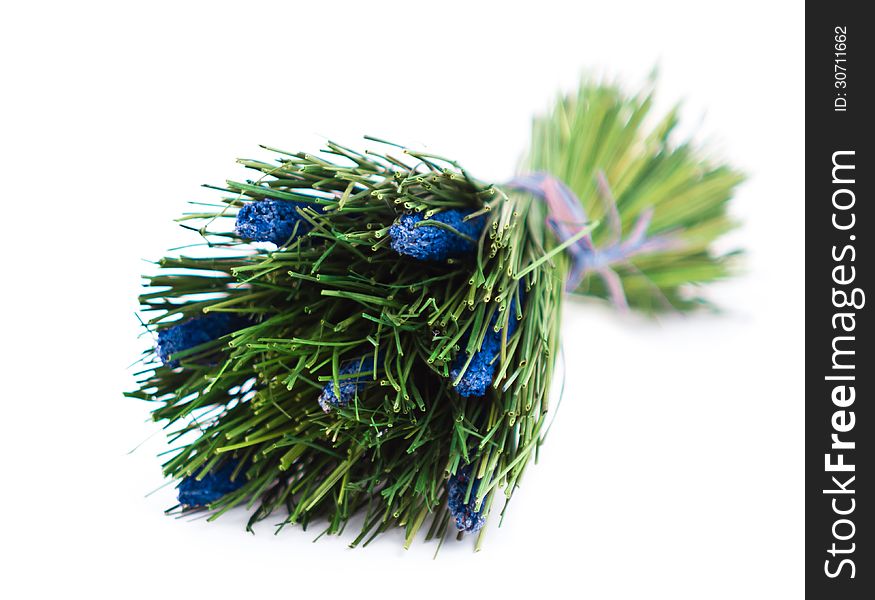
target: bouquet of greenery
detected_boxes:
[129,78,743,550]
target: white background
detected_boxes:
[2,1,804,598]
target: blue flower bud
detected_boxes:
[177,460,245,508]
[235,199,313,246]
[156,313,241,367]
[389,209,485,261]
[450,297,521,397]
[447,465,486,533]
[318,356,378,412]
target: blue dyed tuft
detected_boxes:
[450,297,522,397]
[447,465,486,533]
[235,199,313,246]
[177,460,245,508]
[318,356,378,412]
[450,334,501,397]
[156,313,241,367]
[389,209,486,261]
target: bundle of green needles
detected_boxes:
[129,78,744,550]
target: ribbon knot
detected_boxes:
[507,172,682,310]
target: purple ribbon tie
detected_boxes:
[507,172,682,309]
